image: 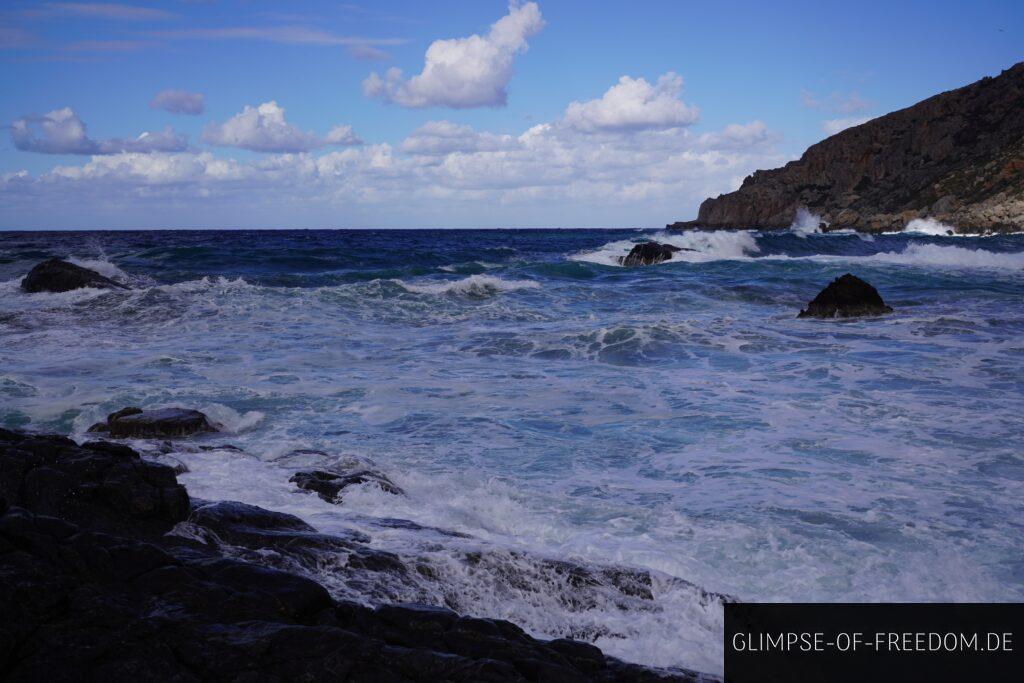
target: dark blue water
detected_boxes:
[2,228,1023,673]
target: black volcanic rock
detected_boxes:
[670,62,1024,234]
[291,468,404,503]
[20,257,129,293]
[798,273,894,319]
[0,428,189,538]
[618,241,685,266]
[88,406,219,438]
[0,431,713,682]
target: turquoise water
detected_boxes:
[2,227,1023,674]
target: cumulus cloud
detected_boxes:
[822,116,873,136]
[10,107,187,155]
[363,1,543,108]
[400,120,517,156]
[563,73,699,132]
[202,101,361,152]
[150,89,205,115]
[4,73,787,226]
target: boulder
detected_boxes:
[291,468,404,503]
[88,407,219,438]
[618,241,685,266]
[0,428,189,538]
[20,257,129,293]
[798,273,894,318]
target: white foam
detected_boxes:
[67,255,130,282]
[201,403,265,434]
[868,243,1024,269]
[398,274,540,297]
[904,217,957,236]
[790,208,825,237]
[571,230,761,267]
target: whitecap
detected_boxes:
[397,274,540,297]
[570,230,761,267]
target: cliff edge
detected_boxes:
[670,63,1024,234]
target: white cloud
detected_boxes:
[696,121,773,150]
[800,89,871,115]
[363,1,544,108]
[563,73,699,132]
[400,121,517,156]
[46,3,175,21]
[3,74,786,227]
[202,101,362,153]
[150,89,205,115]
[822,116,873,136]
[10,107,187,155]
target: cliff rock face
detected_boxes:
[670,63,1024,234]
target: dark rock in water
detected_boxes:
[0,429,711,682]
[618,241,685,266]
[0,428,189,538]
[798,273,894,319]
[20,257,129,293]
[291,468,404,503]
[669,62,1024,234]
[88,406,219,438]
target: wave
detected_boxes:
[802,243,1024,270]
[570,230,761,267]
[397,274,540,297]
[789,208,824,237]
[903,217,957,236]
[67,255,130,283]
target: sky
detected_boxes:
[1,0,1021,230]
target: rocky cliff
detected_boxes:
[670,63,1024,234]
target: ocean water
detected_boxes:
[2,227,1023,675]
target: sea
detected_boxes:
[2,226,1023,675]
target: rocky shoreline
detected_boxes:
[0,428,718,682]
[669,62,1024,235]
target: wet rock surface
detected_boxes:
[618,242,686,266]
[0,431,717,682]
[20,257,129,293]
[88,406,220,439]
[798,273,894,319]
[291,468,405,502]
[670,62,1024,234]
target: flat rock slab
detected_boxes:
[798,273,894,318]
[20,258,129,293]
[89,407,220,438]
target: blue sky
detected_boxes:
[1,0,1021,229]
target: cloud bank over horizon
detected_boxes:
[0,0,815,229]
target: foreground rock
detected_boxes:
[291,468,405,503]
[798,273,894,319]
[618,241,685,266]
[669,62,1024,234]
[88,406,219,438]
[0,430,715,682]
[20,257,129,293]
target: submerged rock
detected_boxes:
[798,273,894,318]
[20,257,129,293]
[88,406,220,438]
[618,241,684,266]
[291,468,404,503]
